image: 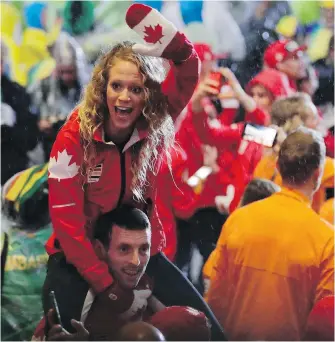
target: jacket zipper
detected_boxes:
[117,149,126,207]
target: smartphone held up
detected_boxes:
[242,123,277,148]
[209,70,225,93]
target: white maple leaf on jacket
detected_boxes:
[49,149,80,181]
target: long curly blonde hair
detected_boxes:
[78,41,174,201]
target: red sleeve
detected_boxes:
[245,107,270,126]
[162,146,201,220]
[48,129,113,294]
[192,108,244,147]
[161,49,199,121]
[218,107,238,126]
[170,169,199,220]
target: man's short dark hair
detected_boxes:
[278,127,326,186]
[93,205,151,248]
[240,178,280,207]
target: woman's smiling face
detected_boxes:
[106,59,145,138]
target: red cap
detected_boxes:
[150,306,211,341]
[194,43,215,62]
[264,40,307,69]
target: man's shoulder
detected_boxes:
[230,196,273,219]
[223,195,284,235]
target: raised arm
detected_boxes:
[125,3,199,122]
[161,49,199,121]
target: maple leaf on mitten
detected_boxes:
[143,25,164,44]
[125,3,193,62]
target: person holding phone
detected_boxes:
[34,205,158,341]
[188,65,293,213]
[36,206,212,341]
[42,4,225,340]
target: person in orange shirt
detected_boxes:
[203,178,280,296]
[206,127,334,341]
[254,93,334,213]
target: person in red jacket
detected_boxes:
[157,143,222,262]
[155,145,199,262]
[42,4,225,340]
[246,68,293,117]
[174,43,217,177]
[263,39,307,92]
[189,65,294,213]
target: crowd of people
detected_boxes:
[1,1,334,341]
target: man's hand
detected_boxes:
[47,309,89,341]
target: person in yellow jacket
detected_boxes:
[206,127,334,341]
[254,93,334,213]
[203,178,280,296]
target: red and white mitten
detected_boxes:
[125,3,193,62]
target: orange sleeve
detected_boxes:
[314,237,335,304]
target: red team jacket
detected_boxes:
[46,50,199,294]
[188,106,264,212]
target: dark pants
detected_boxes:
[175,208,228,292]
[42,252,226,340]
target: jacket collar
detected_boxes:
[278,186,311,207]
[93,118,148,152]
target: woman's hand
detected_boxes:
[125,3,193,62]
[191,76,220,113]
[218,68,257,112]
